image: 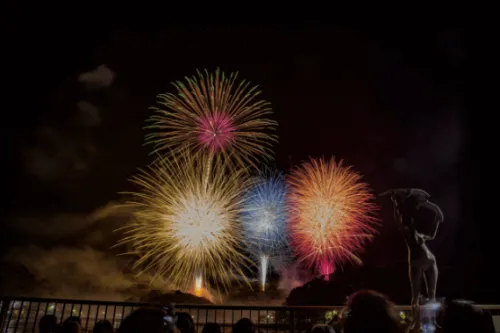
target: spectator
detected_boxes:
[119,307,173,333]
[441,299,495,333]
[39,315,59,333]
[176,312,195,333]
[202,323,222,333]
[63,316,81,325]
[93,319,115,333]
[342,290,404,333]
[310,324,335,333]
[233,318,255,333]
[60,321,81,333]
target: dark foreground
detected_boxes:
[1,296,499,333]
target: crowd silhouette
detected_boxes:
[35,289,495,333]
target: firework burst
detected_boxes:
[287,157,377,277]
[240,171,290,290]
[145,68,277,168]
[117,152,250,292]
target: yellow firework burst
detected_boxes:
[118,152,250,292]
[145,68,277,168]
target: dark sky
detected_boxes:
[2,23,487,301]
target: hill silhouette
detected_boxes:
[285,263,460,305]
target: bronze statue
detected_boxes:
[380,188,444,307]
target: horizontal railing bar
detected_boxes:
[0,296,410,311]
[0,297,146,308]
[1,296,499,311]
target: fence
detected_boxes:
[1,297,499,333]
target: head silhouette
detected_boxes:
[343,290,404,333]
[63,316,82,325]
[39,315,59,333]
[118,307,170,333]
[202,323,222,333]
[232,318,255,333]
[60,321,81,333]
[176,312,195,333]
[310,324,335,333]
[93,319,114,333]
[441,300,494,333]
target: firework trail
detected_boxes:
[241,171,290,291]
[145,68,278,169]
[287,157,377,278]
[117,152,251,293]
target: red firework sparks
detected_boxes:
[287,157,378,276]
[196,112,236,152]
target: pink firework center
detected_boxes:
[320,260,334,278]
[197,113,236,152]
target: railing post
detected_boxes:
[290,309,295,333]
[0,298,12,333]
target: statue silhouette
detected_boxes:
[380,188,444,307]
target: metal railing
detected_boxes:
[1,297,499,333]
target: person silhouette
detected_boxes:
[380,189,444,307]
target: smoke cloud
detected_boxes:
[78,64,115,90]
[76,101,101,127]
[1,201,171,301]
[278,263,313,294]
[22,64,115,183]
[3,63,174,301]
[22,126,94,182]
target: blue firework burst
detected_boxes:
[240,171,290,260]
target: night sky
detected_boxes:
[3,23,488,302]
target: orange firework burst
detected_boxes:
[287,157,377,277]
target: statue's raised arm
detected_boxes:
[416,200,444,240]
[379,188,430,200]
